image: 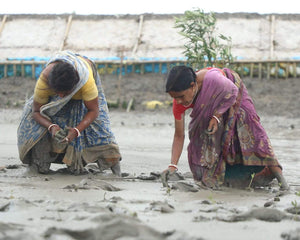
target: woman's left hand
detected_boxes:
[61,127,79,144]
[207,117,219,135]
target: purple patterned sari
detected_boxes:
[188,68,280,187]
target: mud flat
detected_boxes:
[0,109,300,240]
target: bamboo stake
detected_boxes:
[267,63,270,80]
[21,64,25,77]
[293,62,297,78]
[13,64,16,77]
[132,15,144,56]
[275,62,278,78]
[258,63,262,80]
[60,15,73,51]
[0,15,7,35]
[141,63,144,74]
[126,98,134,112]
[32,64,36,79]
[250,63,254,78]
[4,64,7,78]
[269,15,275,59]
[117,47,124,105]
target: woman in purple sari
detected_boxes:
[165,66,288,190]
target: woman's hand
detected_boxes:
[163,166,178,174]
[60,127,80,144]
[49,124,61,137]
[161,165,178,187]
[207,115,221,135]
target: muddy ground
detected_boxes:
[1,73,300,118]
[0,74,300,240]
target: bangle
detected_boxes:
[212,115,221,124]
[48,124,58,132]
[73,127,81,137]
[168,164,178,171]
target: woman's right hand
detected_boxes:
[161,165,178,187]
[167,165,178,173]
[49,124,61,137]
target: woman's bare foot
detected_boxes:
[269,166,289,190]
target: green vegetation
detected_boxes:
[175,8,234,69]
[246,173,256,191]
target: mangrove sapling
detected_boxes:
[246,173,255,191]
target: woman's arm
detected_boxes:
[32,100,61,136]
[65,97,99,141]
[169,114,185,171]
[77,97,99,132]
[33,97,99,143]
[206,71,238,135]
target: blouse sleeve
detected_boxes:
[173,99,193,120]
[80,61,98,102]
[33,74,54,104]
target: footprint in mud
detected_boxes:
[44,212,170,240]
[0,222,32,240]
[0,202,10,211]
[63,179,121,191]
[281,227,300,240]
[171,181,199,192]
[148,200,175,213]
[218,207,294,222]
[285,206,300,215]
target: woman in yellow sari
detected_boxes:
[18,51,121,175]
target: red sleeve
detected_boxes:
[204,67,225,76]
[172,99,193,120]
[172,68,222,120]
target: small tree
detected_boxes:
[175,8,234,70]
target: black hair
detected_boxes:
[165,65,196,92]
[48,61,79,92]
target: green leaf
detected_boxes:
[174,8,234,68]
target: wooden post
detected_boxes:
[60,15,73,51]
[21,64,25,77]
[0,15,7,35]
[13,64,16,77]
[32,64,36,79]
[141,63,144,74]
[250,63,254,78]
[258,63,262,80]
[126,98,134,112]
[4,64,7,78]
[117,47,124,105]
[293,62,297,78]
[132,15,144,56]
[269,15,275,59]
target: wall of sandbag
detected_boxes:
[1,13,300,79]
[1,13,300,60]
